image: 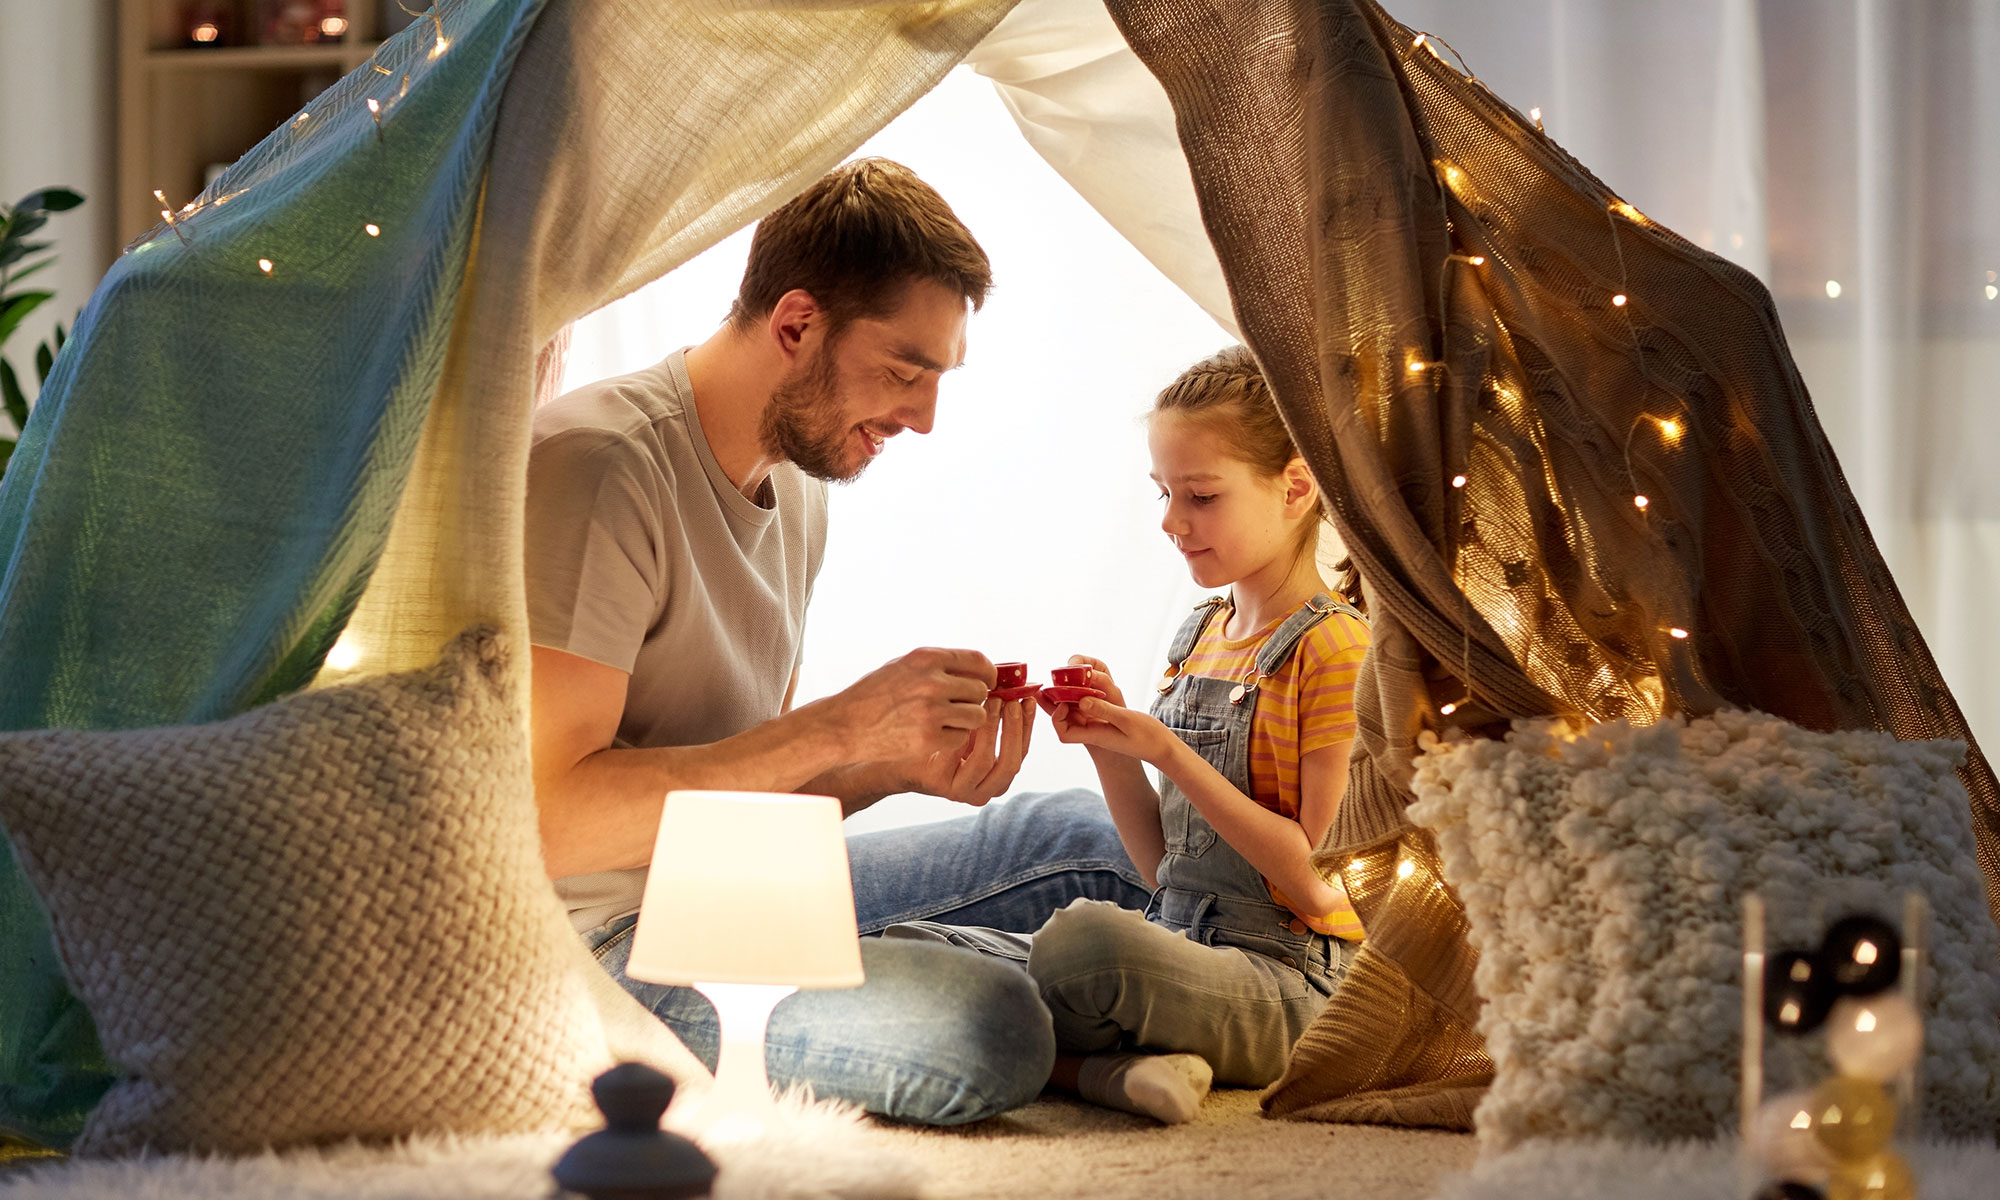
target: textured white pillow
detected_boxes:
[1408,710,2000,1151]
[0,627,703,1157]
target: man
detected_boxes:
[525,159,1144,1125]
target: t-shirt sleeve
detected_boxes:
[523,429,668,673]
[1295,614,1370,757]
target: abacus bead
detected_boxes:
[1765,950,1836,1034]
[1821,914,1902,996]
[1827,1153,1915,1200]
[1827,993,1923,1083]
[1749,1089,1832,1184]
[1808,1077,1897,1162]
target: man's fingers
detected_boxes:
[910,646,997,687]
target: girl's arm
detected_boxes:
[1048,657,1166,886]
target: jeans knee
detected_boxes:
[938,960,1055,1123]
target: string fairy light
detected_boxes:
[1633,494,1650,509]
[257,258,274,275]
[366,97,384,141]
[1670,627,1690,639]
[1825,280,1843,299]
[1451,474,1468,488]
[364,223,381,237]
[152,189,191,247]
[1612,293,1628,307]
[1530,106,1544,130]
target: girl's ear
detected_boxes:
[1282,456,1319,518]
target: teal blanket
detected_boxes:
[0,0,544,1150]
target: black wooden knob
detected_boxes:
[553,1063,717,1200]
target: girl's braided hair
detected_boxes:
[1152,346,1366,614]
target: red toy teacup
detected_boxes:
[1049,664,1093,689]
[994,661,1028,690]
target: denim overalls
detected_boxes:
[1145,591,1360,985]
[887,592,1361,1085]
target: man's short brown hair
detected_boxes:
[728,158,992,332]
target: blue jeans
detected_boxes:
[588,789,1148,1125]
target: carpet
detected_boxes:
[8,1089,1990,1199]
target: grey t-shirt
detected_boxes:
[525,350,828,931]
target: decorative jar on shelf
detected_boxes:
[254,0,349,45]
[181,0,237,48]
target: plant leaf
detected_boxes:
[2,258,53,288]
[0,436,14,479]
[54,322,67,354]
[1,360,26,431]
[34,342,52,385]
[0,291,54,345]
[12,188,84,215]
[3,212,48,243]
[0,241,52,268]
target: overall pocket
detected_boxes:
[1160,725,1226,855]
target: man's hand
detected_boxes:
[898,694,1036,806]
[809,647,997,767]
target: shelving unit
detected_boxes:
[116,1,395,247]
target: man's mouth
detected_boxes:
[858,426,891,457]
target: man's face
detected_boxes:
[760,279,970,483]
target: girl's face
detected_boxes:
[1148,412,1311,591]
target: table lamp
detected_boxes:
[625,791,865,1115]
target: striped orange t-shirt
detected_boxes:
[1178,601,1370,940]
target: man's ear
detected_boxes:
[766,289,824,364]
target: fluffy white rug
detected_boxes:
[1434,1136,2000,1200]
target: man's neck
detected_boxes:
[682,326,784,501]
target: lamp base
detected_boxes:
[695,982,797,1116]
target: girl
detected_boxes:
[888,345,1370,1124]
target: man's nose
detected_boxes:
[897,390,938,436]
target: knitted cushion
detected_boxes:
[1407,710,2000,1151]
[0,626,703,1157]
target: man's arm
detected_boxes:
[530,644,1000,878]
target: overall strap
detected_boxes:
[1155,596,1228,694]
[1254,592,1361,677]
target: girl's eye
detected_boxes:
[1190,493,1217,505]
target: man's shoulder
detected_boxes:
[533,360,691,473]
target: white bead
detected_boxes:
[1827,993,1923,1083]
[1750,1089,1832,1184]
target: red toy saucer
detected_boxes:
[989,683,1044,701]
[1040,685,1107,706]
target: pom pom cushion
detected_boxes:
[1407,711,2000,1150]
[0,627,703,1157]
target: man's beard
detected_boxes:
[759,338,867,483]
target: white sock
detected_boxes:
[1075,1052,1213,1124]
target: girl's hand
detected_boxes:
[1065,655,1127,707]
[1050,696,1174,764]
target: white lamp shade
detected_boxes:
[626,791,865,989]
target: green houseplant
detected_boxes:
[0,186,84,480]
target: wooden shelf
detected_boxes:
[118,1,394,246]
[147,43,379,71]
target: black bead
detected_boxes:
[1751,1181,1826,1200]
[1763,950,1835,1035]
[553,1063,716,1200]
[1820,914,1902,996]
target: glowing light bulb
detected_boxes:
[1451,474,1468,488]
[320,15,348,35]
[1670,628,1689,639]
[325,636,363,672]
[257,258,273,274]
[1349,859,1365,872]
[1826,280,1843,299]
[191,22,218,42]
[367,97,379,114]
[1611,201,1643,221]
[1634,494,1650,509]
[1988,270,1997,282]
[1468,254,1485,266]
[364,223,380,237]
[1413,33,1427,51]
[1439,702,1458,716]
[1986,285,1997,300]
[1408,360,1428,374]
[1658,417,1682,440]
[1612,293,1628,307]
[1530,106,1543,128]
[1397,859,1416,879]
